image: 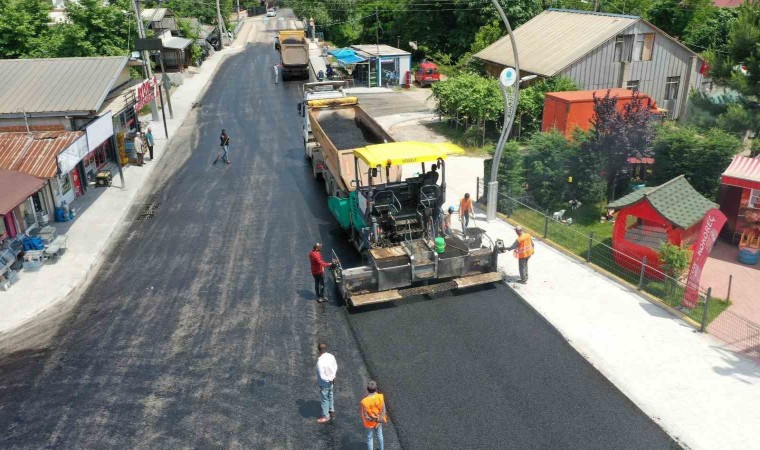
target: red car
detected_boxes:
[415,62,440,87]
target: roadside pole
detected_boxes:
[216,0,228,46]
[486,0,520,222]
[236,0,241,23]
[132,0,160,122]
[157,54,174,119]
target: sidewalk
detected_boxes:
[444,160,760,450]
[0,20,254,354]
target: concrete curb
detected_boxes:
[0,28,250,357]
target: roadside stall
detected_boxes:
[719,155,760,265]
[606,175,719,278]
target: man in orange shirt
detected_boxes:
[459,193,473,232]
[360,380,387,450]
[505,226,535,283]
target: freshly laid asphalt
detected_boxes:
[0,17,676,449]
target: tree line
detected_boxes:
[0,0,235,60]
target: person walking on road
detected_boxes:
[273,64,280,84]
[145,127,155,160]
[361,380,387,450]
[316,342,337,424]
[309,243,333,303]
[505,226,534,283]
[214,129,231,165]
[459,193,473,232]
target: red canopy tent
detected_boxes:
[718,155,760,243]
[607,175,718,278]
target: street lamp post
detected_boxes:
[486,0,520,222]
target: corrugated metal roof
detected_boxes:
[0,57,128,116]
[163,36,192,50]
[474,9,638,76]
[0,169,46,215]
[351,45,411,57]
[142,8,167,21]
[0,131,85,179]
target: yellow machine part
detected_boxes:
[307,97,359,108]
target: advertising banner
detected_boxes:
[683,208,727,308]
[134,75,158,112]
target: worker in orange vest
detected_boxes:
[505,225,534,283]
[360,380,387,450]
[459,193,473,232]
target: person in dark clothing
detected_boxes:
[423,164,439,185]
[309,243,333,303]
[216,129,231,164]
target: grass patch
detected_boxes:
[500,200,730,326]
[424,122,493,157]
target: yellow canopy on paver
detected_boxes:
[354,142,464,167]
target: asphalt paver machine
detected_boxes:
[329,142,507,307]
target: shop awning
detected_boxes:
[0,169,45,215]
[721,155,760,190]
[162,37,192,50]
[328,48,367,65]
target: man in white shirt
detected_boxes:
[316,342,337,423]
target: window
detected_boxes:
[626,80,640,91]
[665,76,680,100]
[750,189,760,209]
[633,33,655,61]
[613,35,634,62]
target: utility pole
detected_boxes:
[236,0,241,23]
[132,0,159,122]
[216,0,228,46]
[375,8,379,87]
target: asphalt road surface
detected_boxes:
[0,18,676,450]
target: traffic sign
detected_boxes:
[499,67,517,87]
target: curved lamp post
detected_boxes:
[486,0,520,221]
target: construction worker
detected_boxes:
[443,205,454,236]
[309,243,334,303]
[360,380,387,450]
[316,342,337,424]
[459,193,473,232]
[505,226,534,283]
[422,163,439,185]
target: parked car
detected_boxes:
[266,8,276,17]
[414,61,440,87]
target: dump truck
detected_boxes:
[299,81,395,198]
[298,82,506,308]
[278,30,309,81]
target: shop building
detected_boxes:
[0,130,92,228]
[0,169,47,240]
[349,45,412,87]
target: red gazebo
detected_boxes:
[607,175,718,277]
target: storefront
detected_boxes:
[719,155,760,243]
[350,45,412,87]
[0,169,46,239]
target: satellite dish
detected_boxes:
[409,41,418,50]
[499,67,517,87]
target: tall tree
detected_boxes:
[0,0,51,58]
[523,130,575,209]
[587,90,656,200]
[651,124,741,199]
[645,0,712,40]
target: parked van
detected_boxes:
[415,62,440,87]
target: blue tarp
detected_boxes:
[328,48,366,65]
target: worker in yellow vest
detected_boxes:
[360,380,387,450]
[506,226,534,283]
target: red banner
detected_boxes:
[134,75,158,112]
[682,208,726,308]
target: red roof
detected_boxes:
[0,169,46,215]
[713,0,743,7]
[546,88,642,103]
[721,155,760,190]
[0,131,85,179]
